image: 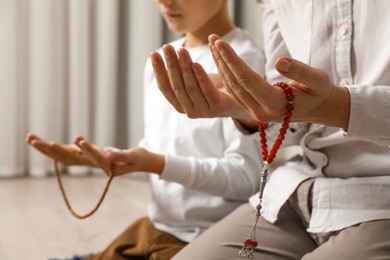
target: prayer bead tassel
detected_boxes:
[239,82,294,258]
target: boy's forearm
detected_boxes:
[143,151,165,175]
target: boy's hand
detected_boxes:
[26,133,93,166]
[107,148,164,177]
[150,44,253,124]
[26,134,111,175]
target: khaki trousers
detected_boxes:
[89,217,187,260]
[173,179,390,260]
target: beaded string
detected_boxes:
[53,160,114,219]
[239,82,294,259]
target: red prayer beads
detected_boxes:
[259,82,294,164]
[239,82,294,259]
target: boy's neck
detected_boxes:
[184,10,235,48]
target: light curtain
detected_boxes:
[0,0,261,177]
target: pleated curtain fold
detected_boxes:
[0,0,262,177]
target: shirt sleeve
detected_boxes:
[259,0,291,83]
[347,84,390,146]
[160,117,262,201]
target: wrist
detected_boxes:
[231,110,258,131]
[312,86,350,129]
[232,118,258,135]
[143,151,165,175]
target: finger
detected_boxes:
[208,34,223,68]
[211,38,261,115]
[275,57,331,94]
[214,39,276,102]
[208,34,222,46]
[208,35,229,93]
[191,63,223,113]
[29,139,52,156]
[25,133,39,144]
[50,142,83,164]
[214,39,289,121]
[73,135,95,156]
[209,36,239,101]
[162,44,194,110]
[190,63,215,100]
[73,135,86,148]
[78,141,103,163]
[73,137,95,158]
[33,140,66,162]
[177,48,210,115]
[150,51,184,113]
[80,141,112,173]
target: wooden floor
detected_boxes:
[0,176,151,260]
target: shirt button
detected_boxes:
[339,25,348,36]
[338,79,348,86]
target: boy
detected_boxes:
[27,0,265,258]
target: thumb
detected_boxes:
[275,57,331,89]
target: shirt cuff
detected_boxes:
[346,84,390,144]
[232,118,259,135]
[159,154,193,187]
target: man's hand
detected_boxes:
[209,34,350,128]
